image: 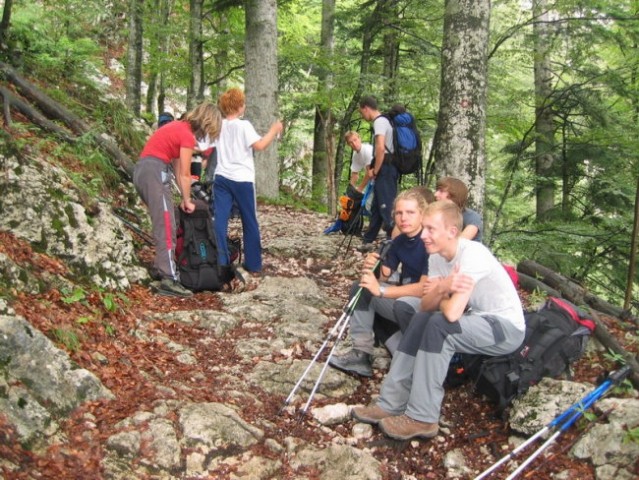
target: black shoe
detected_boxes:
[155,278,194,298]
[328,349,373,377]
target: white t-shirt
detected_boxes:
[214,118,261,183]
[351,143,373,172]
[428,238,525,331]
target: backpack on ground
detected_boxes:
[384,111,422,175]
[175,199,233,291]
[338,184,365,235]
[446,297,596,413]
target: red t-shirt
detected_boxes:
[139,121,197,163]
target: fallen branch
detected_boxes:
[588,309,639,390]
[517,259,637,325]
[0,86,74,142]
[0,61,135,178]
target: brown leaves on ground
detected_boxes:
[0,204,637,479]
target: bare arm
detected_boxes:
[368,134,386,178]
[461,224,479,241]
[174,147,195,213]
[422,264,475,321]
[252,120,283,151]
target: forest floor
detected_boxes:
[0,203,638,479]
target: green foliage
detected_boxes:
[623,427,639,445]
[61,288,88,306]
[52,328,81,352]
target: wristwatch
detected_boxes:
[379,285,386,298]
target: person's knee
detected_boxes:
[393,300,418,332]
[419,312,462,353]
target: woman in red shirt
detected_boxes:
[134,102,222,297]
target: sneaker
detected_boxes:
[351,404,395,425]
[156,278,194,298]
[328,349,373,377]
[379,414,439,440]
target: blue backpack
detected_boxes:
[384,111,422,175]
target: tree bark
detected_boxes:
[125,0,144,116]
[0,0,13,48]
[311,0,335,207]
[432,0,490,212]
[187,0,205,110]
[517,259,638,324]
[245,0,280,199]
[533,0,556,220]
[0,62,135,177]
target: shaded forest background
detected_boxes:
[0,0,638,310]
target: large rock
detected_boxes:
[571,397,639,480]
[0,314,114,448]
[0,154,147,290]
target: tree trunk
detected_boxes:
[432,0,490,212]
[382,2,400,104]
[125,0,144,116]
[626,174,639,310]
[533,0,556,220]
[187,0,205,110]
[333,3,383,216]
[0,0,13,48]
[311,0,335,207]
[245,0,279,199]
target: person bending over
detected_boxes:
[328,188,431,377]
[434,176,483,242]
[134,102,222,298]
[344,131,373,192]
[351,200,525,440]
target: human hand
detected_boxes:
[362,252,380,271]
[360,269,380,296]
[181,199,195,214]
[448,264,474,294]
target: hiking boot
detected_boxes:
[328,349,373,377]
[357,242,376,253]
[156,278,194,298]
[351,404,395,425]
[379,414,439,440]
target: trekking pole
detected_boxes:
[474,365,631,480]
[281,239,392,414]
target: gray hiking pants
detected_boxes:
[377,311,525,423]
[349,282,421,355]
[133,156,178,281]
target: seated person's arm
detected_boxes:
[438,265,475,322]
[461,224,479,241]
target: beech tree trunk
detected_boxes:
[187,0,205,110]
[125,0,144,116]
[533,0,556,220]
[0,0,13,48]
[432,0,490,212]
[311,0,335,207]
[245,0,280,199]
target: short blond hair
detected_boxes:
[394,188,430,216]
[425,200,463,234]
[344,131,360,142]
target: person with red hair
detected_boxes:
[214,88,283,284]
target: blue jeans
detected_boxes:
[363,160,399,243]
[213,175,262,272]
